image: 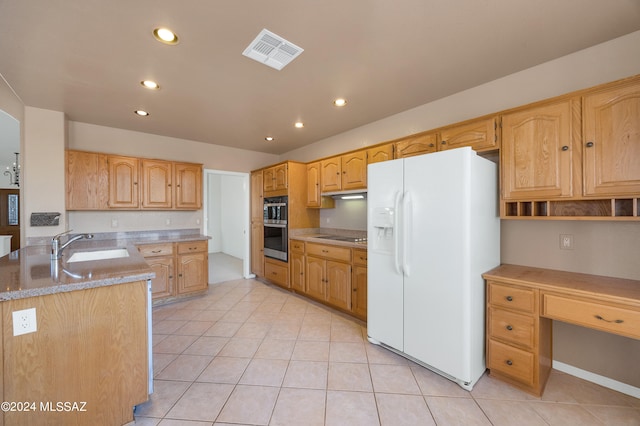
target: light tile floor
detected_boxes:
[133,279,640,425]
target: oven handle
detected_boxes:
[264,223,287,228]
[264,202,287,207]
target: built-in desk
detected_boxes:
[482,264,640,396]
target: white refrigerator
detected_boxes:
[367,147,499,390]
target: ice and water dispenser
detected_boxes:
[370,206,395,253]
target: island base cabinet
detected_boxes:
[2,281,148,425]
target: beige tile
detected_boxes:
[246,311,279,324]
[280,299,309,314]
[165,382,234,421]
[174,320,216,336]
[239,358,289,386]
[197,356,250,384]
[365,343,409,365]
[153,320,188,334]
[153,335,199,354]
[203,321,242,337]
[217,385,279,425]
[267,320,301,339]
[282,360,328,389]
[470,372,535,401]
[370,364,421,394]
[426,396,491,425]
[166,309,203,321]
[582,404,640,425]
[475,399,548,426]
[153,353,178,377]
[218,337,262,358]
[194,309,226,322]
[543,371,633,406]
[220,309,253,322]
[298,322,331,341]
[270,388,325,426]
[156,354,213,381]
[325,390,380,426]
[375,393,435,426]
[234,321,272,338]
[158,419,210,425]
[255,301,285,313]
[328,362,373,392]
[134,380,190,418]
[254,338,296,360]
[131,417,161,425]
[232,301,261,312]
[529,401,607,425]
[182,336,229,356]
[329,341,368,363]
[412,365,472,397]
[331,323,364,342]
[292,340,330,361]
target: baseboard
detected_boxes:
[553,361,640,399]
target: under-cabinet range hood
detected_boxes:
[321,189,367,199]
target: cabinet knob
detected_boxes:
[429,143,434,147]
[441,140,447,145]
[586,141,594,148]
[506,296,513,302]
[506,325,513,331]
[506,360,513,366]
[561,145,569,151]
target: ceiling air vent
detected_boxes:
[242,29,304,71]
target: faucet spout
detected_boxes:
[51,231,94,260]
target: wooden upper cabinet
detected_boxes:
[583,83,640,197]
[501,99,580,200]
[367,143,394,164]
[108,155,139,208]
[395,132,438,159]
[263,163,287,193]
[341,151,367,190]
[174,162,202,209]
[306,162,321,207]
[320,157,342,192]
[141,159,172,209]
[439,116,499,152]
[66,150,109,210]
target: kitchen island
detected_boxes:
[0,239,154,426]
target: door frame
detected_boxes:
[202,168,252,279]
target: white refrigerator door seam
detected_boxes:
[393,190,402,275]
[402,190,412,277]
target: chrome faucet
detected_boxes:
[51,230,94,260]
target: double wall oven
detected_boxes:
[263,196,288,262]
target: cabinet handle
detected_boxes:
[441,140,447,145]
[353,288,357,292]
[505,296,513,302]
[429,143,434,147]
[595,315,624,324]
[561,145,569,151]
[151,249,162,253]
[586,141,594,148]
[178,273,183,277]
[322,249,328,253]
[169,275,173,279]
[506,325,513,331]
[505,360,513,366]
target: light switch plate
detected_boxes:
[13,307,37,336]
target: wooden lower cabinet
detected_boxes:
[264,257,289,288]
[351,249,368,320]
[177,241,208,295]
[325,260,351,311]
[290,250,305,293]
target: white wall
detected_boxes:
[206,172,246,260]
[207,174,222,252]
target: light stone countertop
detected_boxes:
[289,228,367,249]
[0,229,209,301]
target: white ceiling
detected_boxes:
[1,1,639,155]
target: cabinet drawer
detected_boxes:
[353,249,367,266]
[290,240,305,254]
[488,281,536,314]
[542,293,640,339]
[306,243,351,262]
[488,339,535,387]
[137,243,174,257]
[177,240,208,254]
[265,259,289,287]
[489,307,535,349]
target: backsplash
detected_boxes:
[319,198,367,231]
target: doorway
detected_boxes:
[203,169,251,283]
[0,110,20,252]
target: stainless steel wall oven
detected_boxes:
[263,196,288,262]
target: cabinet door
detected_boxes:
[306,256,326,301]
[141,159,172,209]
[263,167,276,192]
[367,144,394,164]
[501,99,579,200]
[147,256,175,299]
[439,116,498,152]
[66,150,109,210]
[306,162,321,207]
[326,261,351,311]
[177,251,208,294]
[251,171,264,221]
[341,151,367,190]
[290,252,305,292]
[352,264,367,320]
[174,163,202,209]
[321,157,342,192]
[583,83,640,196]
[273,164,288,191]
[251,221,264,277]
[395,132,438,158]
[108,155,139,208]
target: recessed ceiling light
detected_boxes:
[294,122,304,128]
[265,136,274,141]
[134,110,150,117]
[334,98,347,107]
[153,27,179,45]
[141,80,160,90]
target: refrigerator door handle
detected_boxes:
[393,190,402,275]
[402,190,412,277]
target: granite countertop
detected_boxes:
[289,228,368,249]
[1,229,209,301]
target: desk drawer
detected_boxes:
[138,243,174,257]
[306,243,351,262]
[542,293,640,339]
[488,281,536,314]
[489,307,535,349]
[488,339,535,387]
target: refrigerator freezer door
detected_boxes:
[367,159,405,351]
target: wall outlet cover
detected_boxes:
[13,307,37,336]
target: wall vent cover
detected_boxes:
[242,29,304,70]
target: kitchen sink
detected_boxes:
[66,248,130,263]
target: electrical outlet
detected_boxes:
[165,218,171,226]
[559,234,573,250]
[111,218,118,228]
[13,308,37,336]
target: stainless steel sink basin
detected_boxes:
[67,248,130,263]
